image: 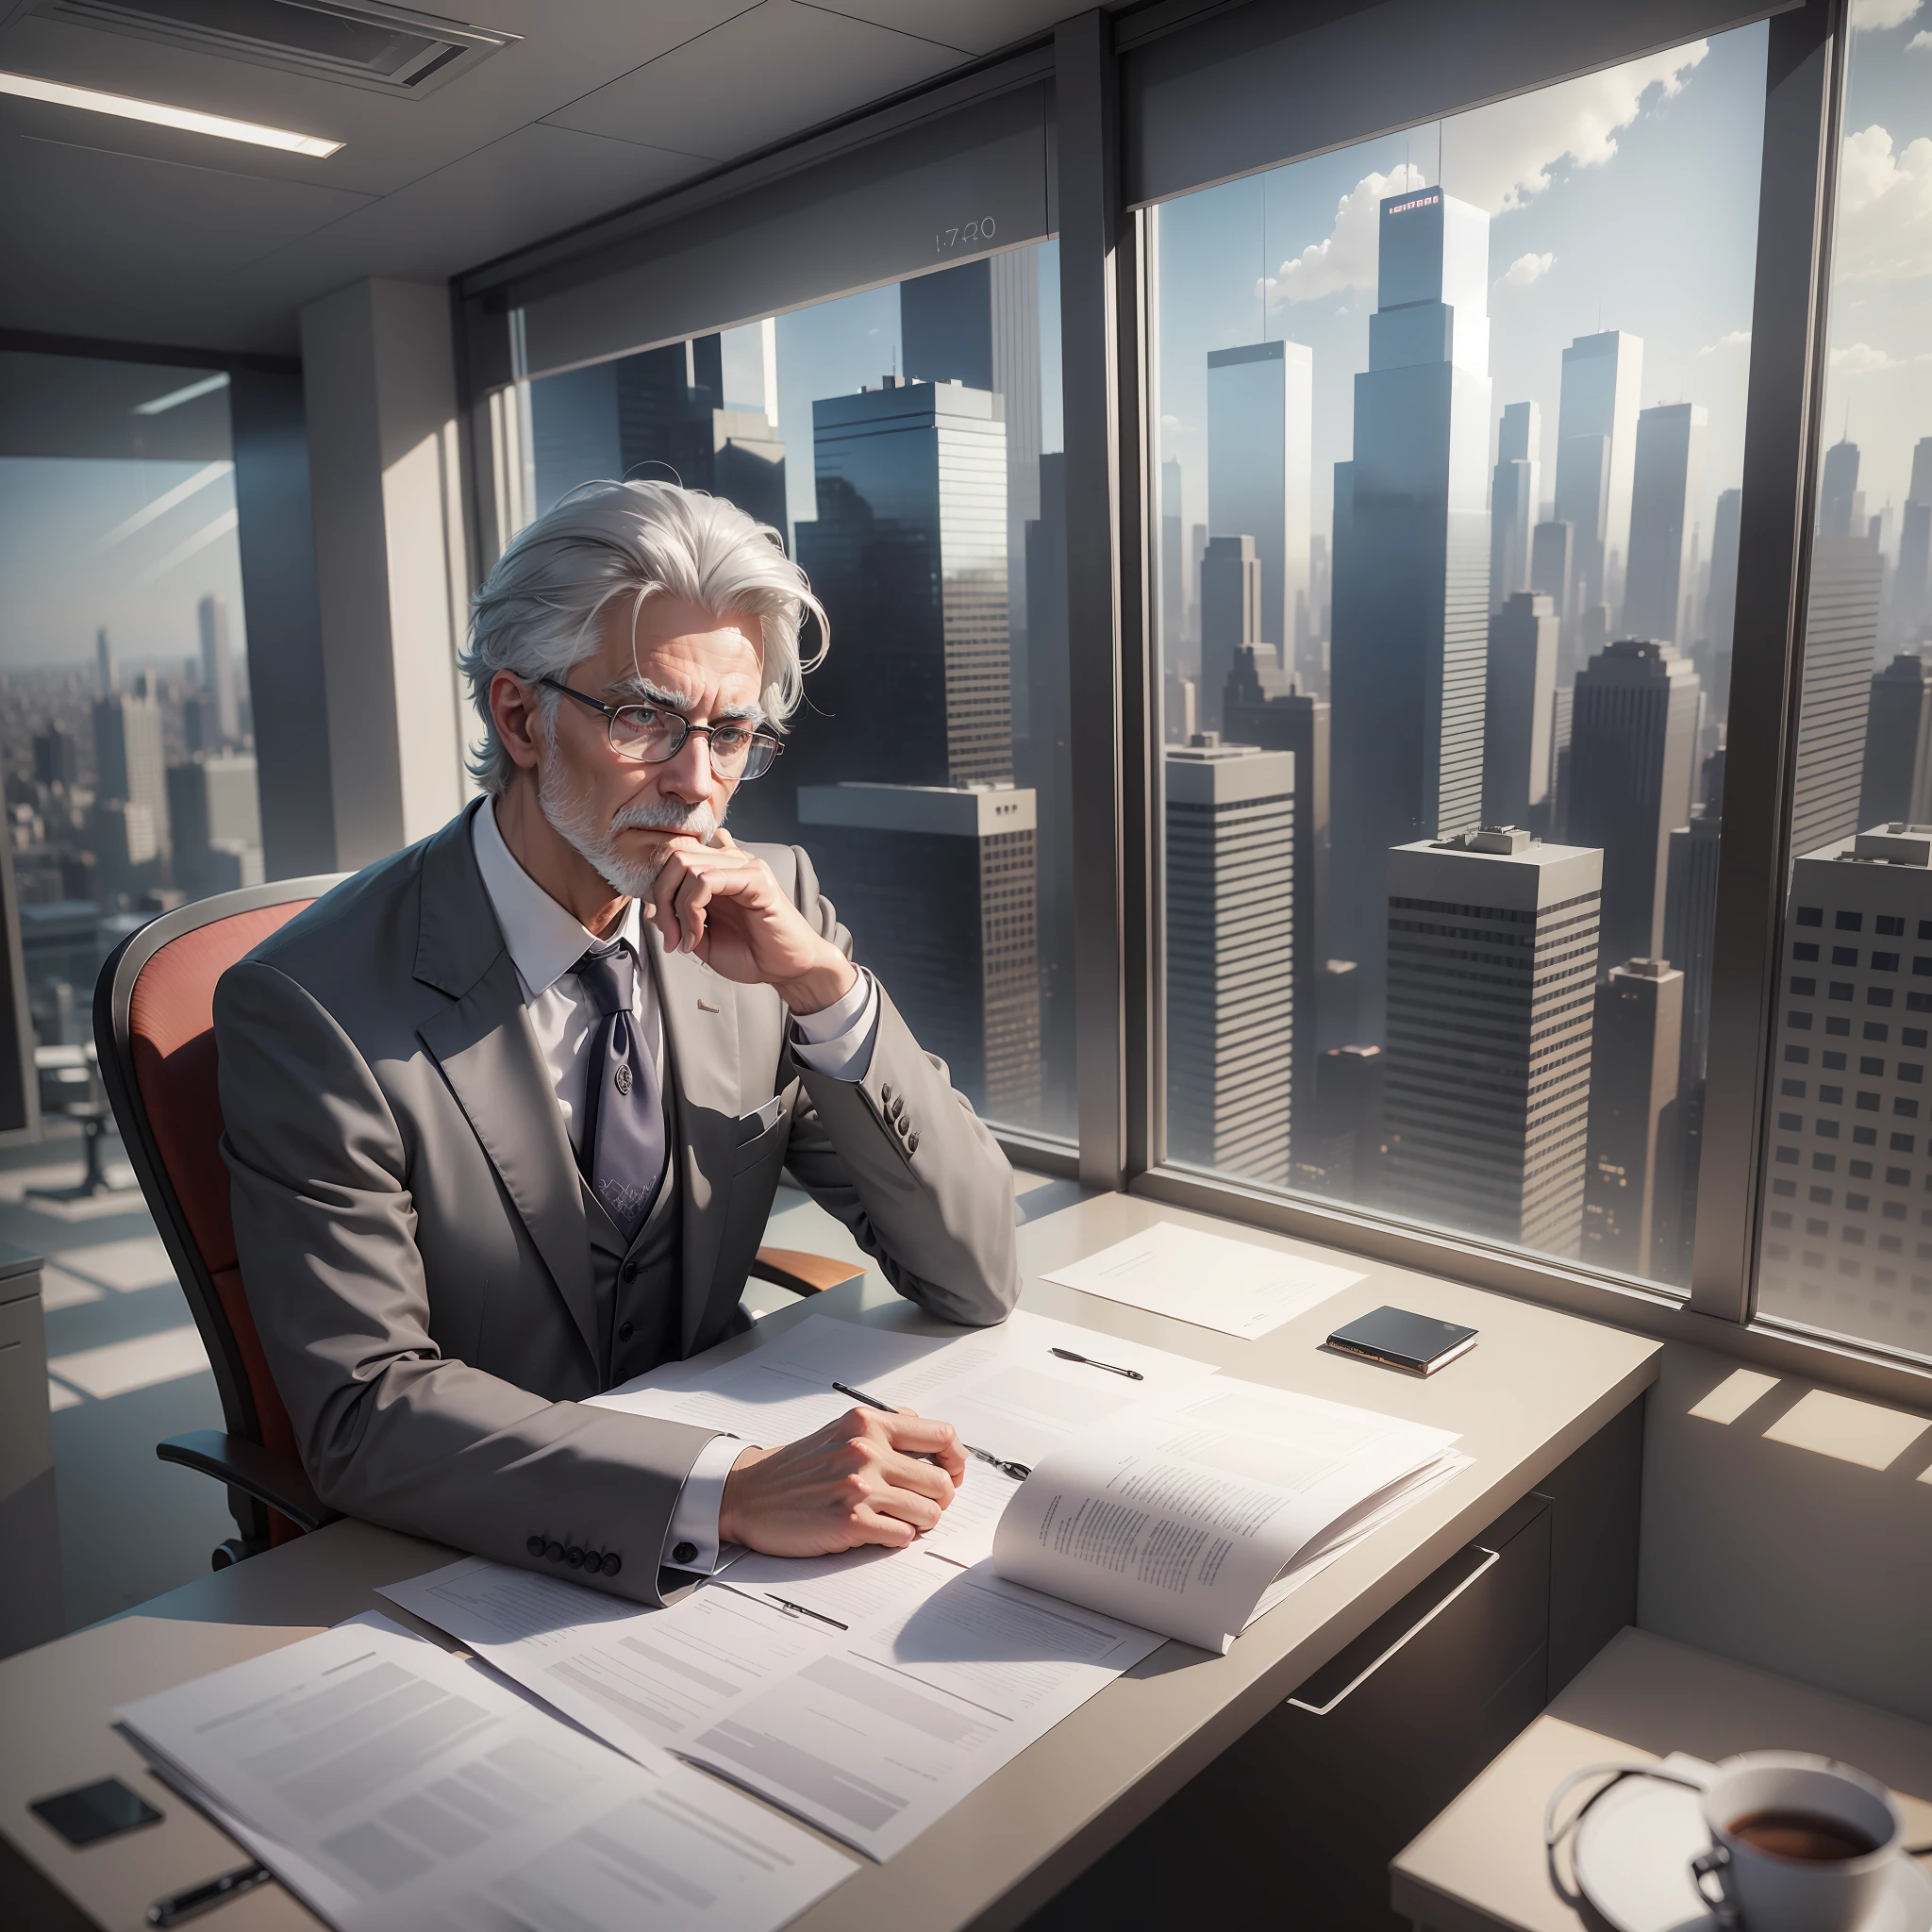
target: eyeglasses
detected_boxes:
[540,677,783,782]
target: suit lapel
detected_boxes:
[413,808,598,1363]
[645,928,741,1354]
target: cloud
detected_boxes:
[1851,0,1921,27]
[1275,164,1425,304]
[1835,125,1932,281]
[1698,328,1752,356]
[1832,341,1904,371]
[1441,43,1708,213]
[1501,251,1554,287]
[1912,29,1932,47]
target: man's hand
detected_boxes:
[717,1406,967,1558]
[644,831,856,1015]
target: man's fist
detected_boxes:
[718,1406,967,1557]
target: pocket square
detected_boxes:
[736,1095,784,1141]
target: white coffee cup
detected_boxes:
[1690,1751,1902,1932]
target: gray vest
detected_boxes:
[584,1079,683,1390]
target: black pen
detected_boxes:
[148,1860,273,1926]
[1050,1345,1144,1381]
[832,1381,1032,1481]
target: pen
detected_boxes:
[147,1861,273,1926]
[1049,1346,1144,1381]
[832,1382,1032,1481]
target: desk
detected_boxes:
[1391,1626,1932,1932]
[2,1190,1658,1932]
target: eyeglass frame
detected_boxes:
[537,675,784,780]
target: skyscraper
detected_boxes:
[1757,823,1932,1355]
[95,625,116,700]
[1291,1043,1385,1204]
[1860,654,1932,830]
[1581,957,1685,1274]
[1567,638,1702,968]
[1792,535,1884,858]
[1329,187,1494,1030]
[1703,487,1742,699]
[1553,330,1643,637]
[1896,438,1932,644]
[1384,827,1601,1255]
[1624,403,1707,645]
[1199,536,1262,733]
[1664,810,1724,1084]
[168,753,263,898]
[92,690,170,859]
[1165,741,1296,1184]
[1489,400,1540,611]
[1819,437,1861,540]
[197,591,239,748]
[1480,591,1557,831]
[1208,339,1313,675]
[1160,457,1186,650]
[797,782,1040,1122]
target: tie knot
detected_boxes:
[573,941,632,1018]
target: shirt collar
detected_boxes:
[472,796,641,1001]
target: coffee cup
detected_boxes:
[1690,1751,1902,1932]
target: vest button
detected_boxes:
[622,1258,640,1282]
[618,1320,635,1342]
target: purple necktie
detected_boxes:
[573,941,666,1244]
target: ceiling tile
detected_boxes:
[799,0,1068,58]
[545,0,962,163]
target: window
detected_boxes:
[1753,0,1932,1359]
[1146,26,1767,1286]
[0,352,263,1051]
[491,249,1072,1139]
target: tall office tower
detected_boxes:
[1199,536,1262,734]
[95,625,116,699]
[1530,518,1574,624]
[1208,339,1313,676]
[1543,685,1574,841]
[1384,827,1602,1255]
[1188,522,1208,645]
[1553,330,1643,635]
[197,591,239,747]
[1160,457,1186,649]
[1567,639,1701,969]
[91,691,171,858]
[1624,404,1707,646]
[1480,591,1558,830]
[1757,823,1932,1354]
[797,783,1040,1121]
[88,799,158,901]
[1664,811,1724,1084]
[1308,532,1331,662]
[1818,437,1860,540]
[1164,741,1296,1183]
[1897,438,1932,644]
[1291,1043,1386,1204]
[1860,655,1932,829]
[1704,488,1742,697]
[1489,401,1541,612]
[902,251,1042,712]
[1224,644,1330,1152]
[1024,451,1074,1133]
[1791,534,1885,858]
[774,378,1009,842]
[1581,958,1685,1274]
[181,690,222,757]
[167,753,261,898]
[31,727,77,789]
[1329,187,1494,1031]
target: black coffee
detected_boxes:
[1727,1809,1880,1862]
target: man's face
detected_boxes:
[535,594,766,899]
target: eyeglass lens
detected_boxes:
[608,707,775,779]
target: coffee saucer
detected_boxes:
[1563,1756,1932,1932]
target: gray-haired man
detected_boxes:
[215,479,1019,1605]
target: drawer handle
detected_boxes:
[1286,1546,1502,1717]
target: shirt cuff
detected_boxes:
[661,1432,751,1575]
[788,966,879,1082]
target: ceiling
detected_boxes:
[0,0,1080,358]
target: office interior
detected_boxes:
[4,0,1932,1926]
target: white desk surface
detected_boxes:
[1,1189,1659,1932]
[1392,1625,1932,1932]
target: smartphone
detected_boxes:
[31,1776,162,1847]
[1326,1306,1478,1375]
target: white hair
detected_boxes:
[459,477,827,796]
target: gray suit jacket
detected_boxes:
[215,801,1020,1605]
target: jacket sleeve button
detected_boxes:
[583,1551,603,1573]
[908,1132,920,1154]
[672,1541,698,1566]
[602,1553,622,1576]
[526,1534,545,1558]
[545,1541,565,1562]
[880,1083,893,1104]
[565,1546,585,1568]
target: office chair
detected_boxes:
[94,874,865,1570]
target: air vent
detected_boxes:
[34,0,514,97]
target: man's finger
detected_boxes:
[849,1504,919,1548]
[859,1484,944,1533]
[879,1411,968,1480]
[876,1451,957,1508]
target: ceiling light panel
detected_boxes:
[30,0,513,99]
[0,66,343,150]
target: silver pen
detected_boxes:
[832,1381,1031,1481]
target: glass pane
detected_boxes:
[0,352,263,1051]
[1149,26,1767,1284]
[501,242,1073,1138]
[1753,9,1932,1359]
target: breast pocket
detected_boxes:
[731,1097,788,1175]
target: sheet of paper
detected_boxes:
[1041,1221,1365,1339]
[115,1613,853,1932]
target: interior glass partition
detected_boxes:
[1145,23,1769,1289]
[1752,6,1932,1361]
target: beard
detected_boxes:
[537,752,721,900]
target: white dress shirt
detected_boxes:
[472,800,877,1573]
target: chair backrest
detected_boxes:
[95,875,346,1544]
